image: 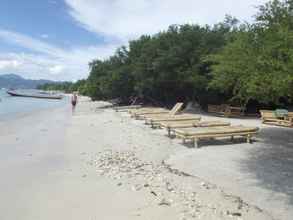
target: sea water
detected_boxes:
[0,89,68,120]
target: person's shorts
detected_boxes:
[71,101,77,106]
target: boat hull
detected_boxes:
[7,91,63,100]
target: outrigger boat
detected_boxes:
[7,90,63,100]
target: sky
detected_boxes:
[0,0,269,81]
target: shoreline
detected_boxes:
[0,92,69,122]
[0,98,292,219]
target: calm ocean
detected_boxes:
[0,89,68,119]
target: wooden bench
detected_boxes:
[260,110,293,127]
[208,104,244,117]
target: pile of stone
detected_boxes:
[88,150,252,219]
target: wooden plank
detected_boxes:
[176,131,258,148]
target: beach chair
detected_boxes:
[160,120,231,137]
[208,104,224,114]
[208,104,244,117]
[173,126,259,148]
[260,110,293,127]
[133,103,183,119]
[224,106,245,117]
[146,114,201,127]
[114,105,142,112]
[129,107,167,117]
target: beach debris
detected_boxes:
[226,210,242,217]
[158,198,171,206]
[200,181,211,189]
[88,150,268,220]
[89,150,203,219]
[131,184,142,191]
[166,181,174,192]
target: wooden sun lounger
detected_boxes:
[260,110,293,127]
[146,114,201,127]
[208,104,244,117]
[173,126,259,148]
[133,103,183,120]
[161,120,231,137]
[129,107,167,117]
[114,105,142,112]
[141,103,184,121]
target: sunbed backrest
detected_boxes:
[208,104,222,113]
[260,110,276,119]
[169,103,183,115]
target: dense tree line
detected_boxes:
[38,79,86,93]
[40,0,293,109]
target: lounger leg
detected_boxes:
[193,138,199,148]
[168,128,171,137]
[183,138,186,144]
[247,134,252,144]
[231,136,234,142]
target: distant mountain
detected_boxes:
[0,74,59,89]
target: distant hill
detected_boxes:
[0,74,59,89]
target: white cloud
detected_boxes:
[0,29,118,81]
[0,59,22,69]
[65,0,269,39]
[49,65,64,74]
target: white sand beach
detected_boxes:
[1,97,293,220]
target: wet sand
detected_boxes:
[0,98,292,219]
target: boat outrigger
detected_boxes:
[7,90,63,100]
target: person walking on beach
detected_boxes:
[71,92,78,111]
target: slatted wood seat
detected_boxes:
[260,110,293,127]
[114,105,142,112]
[208,104,244,117]
[163,120,230,136]
[146,114,201,127]
[173,126,259,148]
[129,107,167,117]
[133,103,183,120]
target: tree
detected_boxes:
[210,0,293,105]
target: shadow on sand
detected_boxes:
[240,127,293,205]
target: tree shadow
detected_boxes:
[240,127,293,205]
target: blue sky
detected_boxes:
[0,0,269,81]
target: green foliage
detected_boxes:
[82,23,231,105]
[210,0,293,105]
